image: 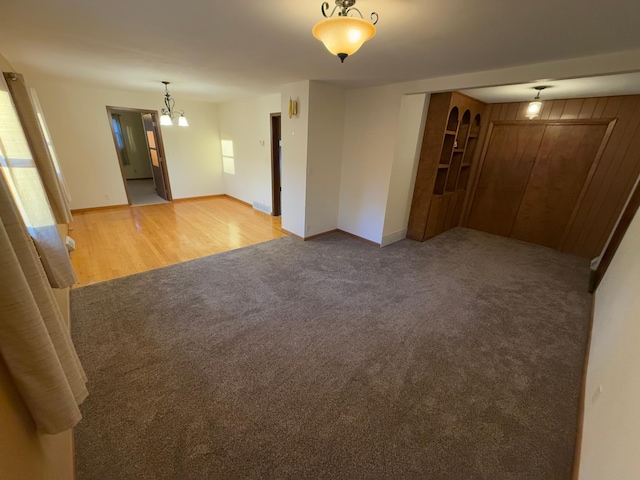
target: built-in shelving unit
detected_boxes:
[407,92,485,241]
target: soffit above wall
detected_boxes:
[461,72,640,103]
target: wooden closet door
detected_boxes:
[467,124,545,237]
[510,123,608,249]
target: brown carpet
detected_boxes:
[71,228,592,479]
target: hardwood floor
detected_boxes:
[69,196,287,287]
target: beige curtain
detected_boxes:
[0,172,87,434]
[29,87,73,205]
[3,72,72,224]
[0,73,75,288]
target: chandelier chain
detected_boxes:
[320,0,377,24]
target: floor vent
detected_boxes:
[252,201,271,214]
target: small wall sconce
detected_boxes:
[289,98,298,118]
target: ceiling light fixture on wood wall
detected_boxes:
[526,86,549,119]
[159,81,188,127]
[312,0,378,63]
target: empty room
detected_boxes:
[1,1,640,479]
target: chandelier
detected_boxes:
[312,0,378,63]
[159,81,188,127]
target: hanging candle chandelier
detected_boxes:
[159,81,188,127]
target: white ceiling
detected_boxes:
[1,0,640,103]
[461,72,640,104]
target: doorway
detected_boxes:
[107,106,172,206]
[270,113,282,216]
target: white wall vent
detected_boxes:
[252,201,271,214]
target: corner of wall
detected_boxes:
[579,206,640,479]
[280,81,310,237]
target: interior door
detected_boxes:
[467,124,546,236]
[141,113,169,201]
[510,123,608,248]
[467,121,609,254]
[271,113,282,216]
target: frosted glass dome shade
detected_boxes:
[526,101,542,119]
[312,17,376,62]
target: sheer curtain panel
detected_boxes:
[3,72,72,224]
[0,72,75,288]
[29,86,73,205]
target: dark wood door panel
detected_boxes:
[467,124,545,236]
[424,195,450,240]
[510,124,608,248]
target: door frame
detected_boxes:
[106,106,173,204]
[270,112,282,216]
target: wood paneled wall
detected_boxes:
[463,95,640,259]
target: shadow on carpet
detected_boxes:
[71,228,592,479]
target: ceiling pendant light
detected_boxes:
[526,86,548,120]
[159,81,188,127]
[312,0,378,63]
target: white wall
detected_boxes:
[381,93,429,246]
[338,84,405,243]
[0,52,13,71]
[579,205,640,479]
[280,81,310,237]
[339,48,640,245]
[218,94,281,209]
[218,94,281,211]
[305,81,345,236]
[24,74,223,209]
[117,111,153,180]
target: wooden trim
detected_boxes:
[106,107,174,203]
[591,177,640,291]
[453,90,488,103]
[337,229,381,246]
[280,228,302,240]
[559,119,617,250]
[71,194,229,213]
[281,228,381,246]
[71,204,129,214]
[105,106,133,206]
[572,294,596,480]
[492,118,614,126]
[126,177,154,181]
[223,194,252,208]
[461,104,492,225]
[303,229,339,241]
[506,123,550,237]
[462,120,495,225]
[270,113,282,216]
[172,194,226,203]
[150,111,174,202]
[72,430,77,480]
[105,105,158,115]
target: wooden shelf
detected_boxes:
[407,92,485,242]
[433,167,448,195]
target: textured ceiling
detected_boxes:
[1,0,640,102]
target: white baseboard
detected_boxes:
[381,229,407,247]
